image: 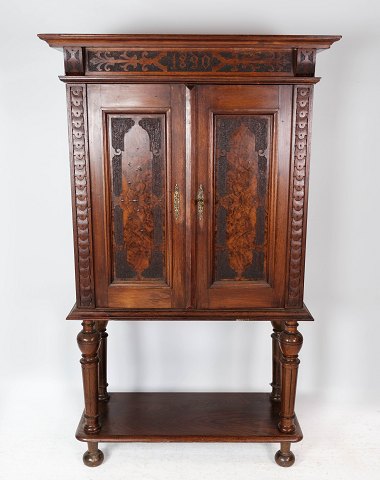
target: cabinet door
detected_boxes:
[88,85,186,308]
[195,85,292,309]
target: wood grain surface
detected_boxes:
[76,392,302,443]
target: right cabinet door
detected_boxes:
[195,85,293,309]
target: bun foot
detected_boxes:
[83,442,104,467]
[275,442,295,467]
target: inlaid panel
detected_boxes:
[214,115,271,282]
[108,114,166,282]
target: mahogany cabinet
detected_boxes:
[39,34,340,467]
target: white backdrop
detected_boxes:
[1,1,379,478]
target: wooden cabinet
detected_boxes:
[39,34,340,468]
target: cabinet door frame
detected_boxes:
[88,84,186,309]
[194,85,293,309]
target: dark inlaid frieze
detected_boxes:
[87,49,293,74]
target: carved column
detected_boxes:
[96,320,110,402]
[278,320,303,433]
[77,321,101,434]
[270,320,283,402]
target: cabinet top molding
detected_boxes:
[38,33,341,49]
[39,34,341,81]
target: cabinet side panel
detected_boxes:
[286,85,313,307]
[66,84,95,307]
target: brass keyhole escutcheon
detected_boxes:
[173,184,180,220]
[196,184,204,220]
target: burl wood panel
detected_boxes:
[214,115,270,281]
[109,114,166,282]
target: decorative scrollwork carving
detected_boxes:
[69,86,94,307]
[287,87,312,307]
[87,49,293,74]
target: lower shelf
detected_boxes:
[76,392,302,443]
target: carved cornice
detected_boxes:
[40,34,342,81]
[68,86,94,307]
[38,34,342,50]
[86,49,293,74]
[287,86,312,307]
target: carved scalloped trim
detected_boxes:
[287,87,311,307]
[69,86,94,307]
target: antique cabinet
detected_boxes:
[39,34,340,467]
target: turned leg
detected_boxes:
[77,321,101,434]
[270,320,283,402]
[96,320,110,402]
[275,442,295,467]
[83,442,104,467]
[278,320,303,433]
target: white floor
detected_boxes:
[1,382,379,480]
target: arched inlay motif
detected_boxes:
[214,115,270,281]
[109,115,165,281]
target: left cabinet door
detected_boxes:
[87,84,186,308]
